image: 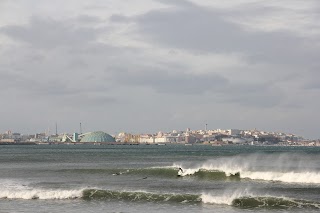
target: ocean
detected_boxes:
[0,144,319,212]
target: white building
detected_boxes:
[229,129,241,136]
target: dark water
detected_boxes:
[0,144,319,212]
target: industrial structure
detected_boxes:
[80,131,115,143]
[61,131,115,143]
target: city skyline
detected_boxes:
[1,1,320,139]
[1,125,310,146]
[0,123,306,140]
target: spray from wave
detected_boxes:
[201,188,252,205]
[0,189,83,200]
[0,180,83,199]
[201,188,320,209]
[173,153,320,184]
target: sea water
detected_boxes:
[0,144,319,212]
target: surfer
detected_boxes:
[177,167,184,177]
[113,170,130,176]
[112,172,121,176]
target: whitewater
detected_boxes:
[173,153,320,184]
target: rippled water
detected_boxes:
[0,144,319,212]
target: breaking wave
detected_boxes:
[84,190,320,209]
[0,189,83,200]
[56,167,237,180]
[82,189,201,203]
[173,153,320,184]
[201,189,320,209]
[239,171,320,184]
[60,165,320,184]
[56,158,320,184]
[172,165,320,184]
[0,183,319,210]
[232,197,320,209]
[0,179,82,199]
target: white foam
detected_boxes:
[0,179,83,200]
[172,163,200,176]
[0,189,83,200]
[241,171,320,184]
[204,162,320,184]
[173,154,320,184]
[201,189,253,205]
[181,168,200,176]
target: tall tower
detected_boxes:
[205,123,208,131]
[55,122,58,136]
[80,122,82,134]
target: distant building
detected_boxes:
[229,129,241,136]
[80,131,116,143]
[185,135,197,143]
[222,137,251,144]
[139,135,155,143]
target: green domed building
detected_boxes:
[80,131,115,143]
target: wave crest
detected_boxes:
[0,189,83,200]
[1,186,319,210]
[173,153,320,184]
[232,197,320,209]
[82,189,201,203]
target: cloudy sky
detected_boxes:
[0,0,319,138]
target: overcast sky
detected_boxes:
[0,0,319,139]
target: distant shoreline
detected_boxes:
[0,142,318,147]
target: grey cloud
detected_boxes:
[221,85,285,108]
[106,57,286,107]
[12,80,117,108]
[0,71,20,90]
[79,94,117,105]
[76,15,103,23]
[303,80,320,90]
[156,0,195,8]
[0,15,120,106]
[0,17,99,49]
[302,68,320,90]
[110,14,131,23]
[0,65,117,107]
[0,14,288,109]
[111,67,229,95]
[122,1,320,65]
[1,2,319,138]
[0,70,79,97]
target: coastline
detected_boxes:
[0,141,318,147]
